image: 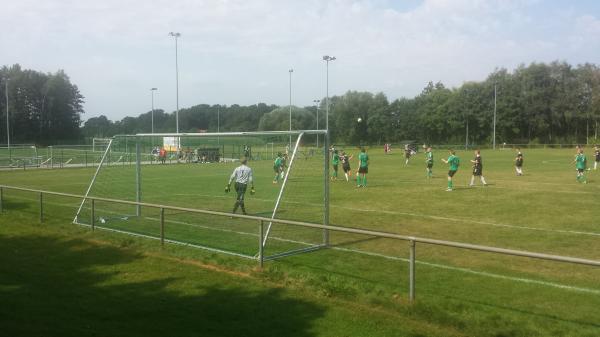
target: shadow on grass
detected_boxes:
[0,234,325,337]
[1,198,33,211]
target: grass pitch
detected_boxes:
[1,147,599,336]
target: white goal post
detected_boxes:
[92,138,112,152]
[73,130,331,258]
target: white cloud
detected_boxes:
[0,0,598,121]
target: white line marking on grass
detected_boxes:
[360,208,600,237]
[138,216,600,296]
[169,193,600,237]
[7,195,597,296]
[331,247,600,295]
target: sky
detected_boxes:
[2,0,600,122]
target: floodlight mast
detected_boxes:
[313,99,320,148]
[168,32,181,134]
[150,88,158,134]
[322,55,335,247]
[4,78,8,158]
[289,69,293,148]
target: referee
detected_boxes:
[225,157,254,215]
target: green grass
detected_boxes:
[1,147,600,336]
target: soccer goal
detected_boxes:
[0,145,40,168]
[92,138,112,152]
[73,130,330,260]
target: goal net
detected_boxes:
[0,145,40,168]
[73,131,329,259]
[92,138,112,152]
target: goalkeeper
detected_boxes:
[225,157,254,215]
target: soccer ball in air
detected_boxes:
[357,118,362,123]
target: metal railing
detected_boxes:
[1,184,599,303]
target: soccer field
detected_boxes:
[1,147,600,336]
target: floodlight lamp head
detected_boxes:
[289,69,294,73]
[169,32,181,38]
[151,88,158,91]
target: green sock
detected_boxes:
[448,180,452,189]
[363,176,367,186]
[357,174,361,185]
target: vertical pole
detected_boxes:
[85,150,88,168]
[289,69,293,147]
[409,239,416,303]
[39,192,43,223]
[316,106,319,148]
[5,79,9,160]
[493,83,497,150]
[175,36,180,134]
[0,186,3,212]
[323,131,330,246]
[326,61,329,131]
[151,89,155,134]
[259,220,264,268]
[160,207,165,247]
[136,137,142,216]
[91,199,95,231]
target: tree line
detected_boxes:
[1,64,84,145]
[3,61,600,146]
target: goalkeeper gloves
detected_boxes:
[251,187,255,195]
[225,184,230,193]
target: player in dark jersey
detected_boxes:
[515,148,524,176]
[341,151,354,182]
[469,150,488,186]
[594,145,599,170]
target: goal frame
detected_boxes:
[74,130,331,257]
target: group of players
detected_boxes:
[225,144,600,215]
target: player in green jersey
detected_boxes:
[331,150,340,181]
[441,149,460,191]
[573,147,588,183]
[425,146,433,178]
[273,153,284,184]
[356,147,369,187]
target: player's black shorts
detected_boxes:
[405,153,411,158]
[333,164,338,171]
[595,156,600,162]
[427,163,433,169]
[235,182,247,201]
[472,166,482,176]
[448,170,457,177]
[343,165,351,173]
[515,161,523,167]
[577,168,585,173]
[273,166,280,173]
[358,166,368,174]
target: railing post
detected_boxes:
[409,239,416,303]
[259,220,264,268]
[39,192,44,223]
[91,199,95,231]
[160,207,165,247]
[0,186,3,213]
